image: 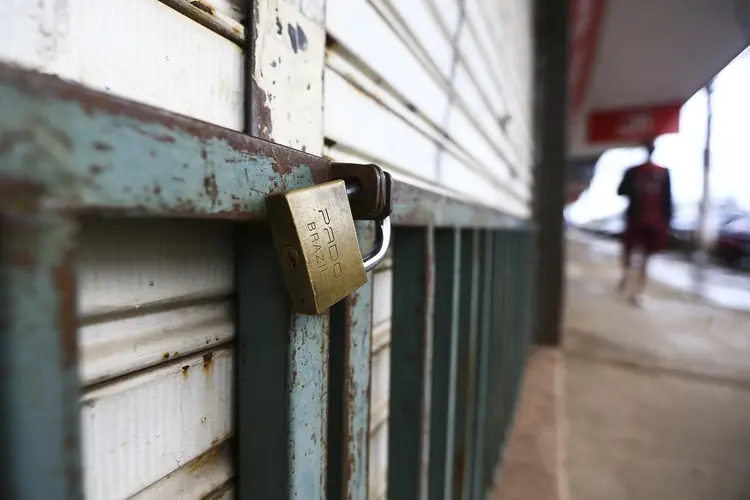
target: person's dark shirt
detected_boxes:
[617,162,673,227]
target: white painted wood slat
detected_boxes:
[0,0,244,131]
[327,0,450,128]
[81,348,233,499]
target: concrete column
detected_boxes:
[531,0,570,346]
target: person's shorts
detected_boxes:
[622,225,668,255]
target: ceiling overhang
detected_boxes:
[569,0,750,159]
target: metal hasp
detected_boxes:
[331,162,393,220]
[267,164,393,315]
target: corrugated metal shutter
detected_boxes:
[324,1,534,497]
[325,0,534,218]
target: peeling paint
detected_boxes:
[287,23,299,53]
[340,221,375,499]
[249,78,274,141]
[287,312,330,499]
[92,141,112,151]
[248,1,325,154]
[190,0,215,15]
[296,24,308,51]
[0,65,332,220]
[202,351,214,371]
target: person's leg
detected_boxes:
[629,228,663,304]
[618,229,634,292]
[629,251,650,305]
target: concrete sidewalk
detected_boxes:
[496,232,750,499]
[492,347,568,500]
[566,234,750,500]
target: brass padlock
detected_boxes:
[267,179,369,314]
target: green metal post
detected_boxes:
[428,228,462,499]
[0,187,82,500]
[389,227,435,500]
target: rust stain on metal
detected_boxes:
[249,78,273,141]
[200,482,233,500]
[54,246,78,371]
[202,351,214,370]
[134,126,176,144]
[190,0,215,15]
[342,297,358,497]
[0,179,43,214]
[187,444,222,473]
[203,174,219,206]
[182,365,190,379]
[162,352,171,360]
[0,183,44,270]
[452,448,465,498]
[0,215,37,267]
[72,202,279,221]
[92,141,113,152]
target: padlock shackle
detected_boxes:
[363,217,391,272]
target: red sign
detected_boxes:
[587,103,682,143]
[569,0,606,112]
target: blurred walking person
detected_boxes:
[617,138,674,305]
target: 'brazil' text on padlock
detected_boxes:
[266,180,367,314]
